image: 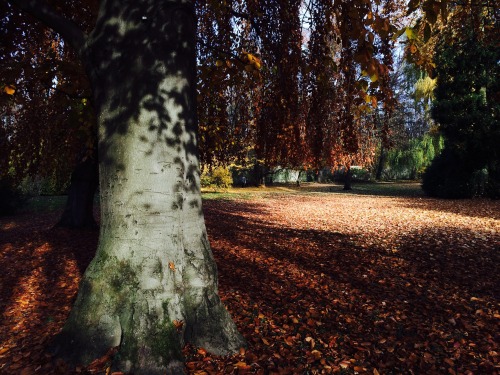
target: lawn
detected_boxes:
[1,183,499,374]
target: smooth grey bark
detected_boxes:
[8,0,245,373]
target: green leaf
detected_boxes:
[405,27,417,40]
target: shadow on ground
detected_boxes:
[0,193,498,374]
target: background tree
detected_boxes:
[2,0,462,372]
[422,6,499,198]
[253,0,306,174]
[196,0,260,168]
[303,0,404,187]
[376,54,443,180]
[195,0,407,186]
[0,0,99,225]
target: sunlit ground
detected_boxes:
[1,183,498,374]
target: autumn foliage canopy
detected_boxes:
[1,0,473,181]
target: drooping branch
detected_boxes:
[197,39,244,64]
[6,0,87,56]
[228,8,261,37]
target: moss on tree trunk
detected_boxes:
[50,0,245,372]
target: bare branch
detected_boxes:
[197,39,246,65]
[228,8,262,37]
[6,0,86,55]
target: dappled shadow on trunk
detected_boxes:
[88,1,202,211]
[51,2,247,372]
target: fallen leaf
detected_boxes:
[1,185,499,374]
[0,347,10,355]
[234,361,251,370]
[339,360,350,369]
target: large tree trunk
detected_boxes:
[52,1,245,373]
[57,157,98,229]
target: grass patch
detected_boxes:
[202,182,425,200]
[334,181,425,197]
[201,186,272,200]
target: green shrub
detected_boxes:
[385,134,444,180]
[200,167,233,191]
[200,171,212,189]
[211,167,233,190]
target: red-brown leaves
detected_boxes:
[0,211,96,374]
[200,184,499,374]
[0,184,499,373]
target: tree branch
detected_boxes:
[228,8,262,37]
[197,39,246,65]
[6,0,86,55]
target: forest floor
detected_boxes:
[0,182,499,374]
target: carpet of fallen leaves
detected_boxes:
[0,183,499,374]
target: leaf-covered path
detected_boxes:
[1,184,499,374]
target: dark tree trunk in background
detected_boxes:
[252,162,265,186]
[487,160,500,199]
[343,166,352,190]
[57,157,98,229]
[375,147,386,180]
[296,170,302,186]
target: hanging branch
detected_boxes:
[6,0,86,56]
